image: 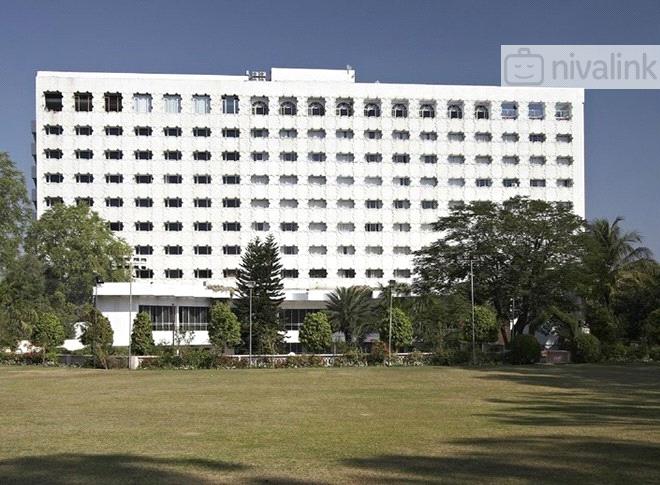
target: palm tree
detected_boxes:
[325,286,375,346]
[586,217,654,307]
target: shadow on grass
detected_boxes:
[0,453,245,484]
[343,435,660,484]
[474,364,660,427]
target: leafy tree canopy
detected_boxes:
[299,311,332,353]
[0,152,31,277]
[208,302,241,354]
[326,286,376,345]
[131,312,154,356]
[378,307,413,351]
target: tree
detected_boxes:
[25,204,131,307]
[299,312,332,353]
[79,305,114,369]
[233,235,285,354]
[0,152,31,278]
[130,312,154,355]
[463,305,499,343]
[326,286,375,346]
[378,307,413,352]
[414,197,585,337]
[208,302,241,354]
[31,312,65,363]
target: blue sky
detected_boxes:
[1,0,659,254]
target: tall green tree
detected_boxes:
[462,305,499,343]
[234,235,285,354]
[378,307,413,352]
[414,197,585,337]
[25,204,131,306]
[299,311,332,353]
[31,312,65,363]
[326,286,375,346]
[0,152,31,278]
[208,302,241,354]
[130,312,154,355]
[79,305,114,369]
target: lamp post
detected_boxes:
[470,259,476,365]
[387,280,396,365]
[245,281,256,367]
[92,273,104,368]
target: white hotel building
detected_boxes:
[33,68,584,350]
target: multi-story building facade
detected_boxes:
[33,68,584,349]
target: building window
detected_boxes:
[337,199,355,208]
[337,176,354,185]
[365,153,382,163]
[252,99,269,115]
[393,199,411,209]
[222,151,239,161]
[223,95,239,114]
[421,200,438,209]
[366,269,384,278]
[194,127,212,137]
[336,100,353,116]
[364,101,381,117]
[420,131,437,140]
[501,101,518,119]
[45,173,64,183]
[135,245,153,255]
[165,269,183,279]
[448,155,465,164]
[392,154,410,164]
[280,199,299,208]
[135,197,153,208]
[366,199,383,209]
[503,178,520,187]
[223,245,241,255]
[282,269,299,279]
[279,128,297,139]
[555,103,572,120]
[308,152,326,162]
[164,150,182,160]
[251,128,269,138]
[251,174,269,184]
[223,128,240,138]
[135,126,152,136]
[530,179,546,187]
[75,149,93,160]
[528,102,545,119]
[308,199,327,208]
[193,95,211,114]
[281,245,299,255]
[179,306,210,330]
[336,153,355,163]
[393,223,411,232]
[556,134,573,143]
[222,269,238,278]
[336,129,354,139]
[308,175,326,185]
[393,269,411,279]
[44,91,63,111]
[222,198,240,208]
[194,174,211,184]
[194,221,212,231]
[448,178,465,187]
[309,269,327,278]
[392,130,410,140]
[502,156,520,165]
[104,92,123,112]
[133,94,152,113]
[164,126,182,137]
[73,126,93,137]
[309,222,327,232]
[74,92,93,112]
[419,103,435,118]
[44,149,63,159]
[223,222,241,231]
[165,245,183,255]
[105,173,123,183]
[193,270,213,280]
[192,151,211,161]
[279,100,297,115]
[474,103,490,119]
[194,246,212,255]
[164,174,182,184]
[557,156,574,165]
[45,125,63,135]
[476,178,492,187]
[475,132,492,142]
[530,156,546,165]
[75,173,94,183]
[102,126,121,136]
[502,132,519,142]
[393,176,410,186]
[135,150,153,160]
[308,100,325,116]
[252,221,270,231]
[475,155,492,165]
[164,94,181,113]
[108,221,123,231]
[165,197,183,208]
[364,130,382,140]
[529,133,546,143]
[135,174,153,184]
[557,178,574,188]
[105,150,123,160]
[338,269,356,278]
[135,221,153,231]
[280,152,298,162]
[308,129,326,139]
[421,177,438,187]
[279,175,298,185]
[281,222,299,232]
[365,223,383,232]
[391,102,408,118]
[365,246,383,255]
[337,223,355,232]
[447,103,463,119]
[44,197,63,207]
[447,131,465,142]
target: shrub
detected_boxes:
[572,333,601,363]
[403,350,427,366]
[601,341,628,361]
[378,307,413,352]
[300,312,332,353]
[430,347,470,366]
[508,335,542,364]
[130,312,154,355]
[334,348,367,367]
[208,302,241,354]
[462,305,499,343]
[367,341,388,365]
[649,346,660,362]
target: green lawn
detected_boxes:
[1,365,659,484]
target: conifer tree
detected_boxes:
[130,311,154,355]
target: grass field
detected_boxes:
[1,364,659,484]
